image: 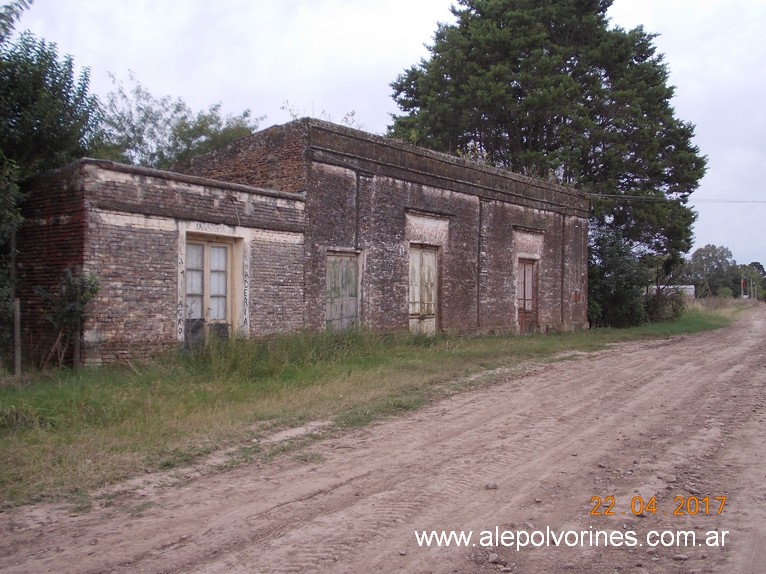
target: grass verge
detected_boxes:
[0,304,746,506]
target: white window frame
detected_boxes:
[184,236,234,340]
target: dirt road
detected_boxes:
[2,307,765,574]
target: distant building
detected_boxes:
[17,119,589,364]
[669,285,697,298]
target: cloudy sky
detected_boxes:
[15,0,766,266]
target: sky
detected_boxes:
[14,0,766,266]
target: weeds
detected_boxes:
[0,307,743,505]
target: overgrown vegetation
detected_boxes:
[94,73,262,169]
[680,244,765,299]
[34,268,99,369]
[0,3,262,358]
[0,305,742,506]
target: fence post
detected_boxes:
[14,298,21,377]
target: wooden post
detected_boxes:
[14,298,21,377]
[73,326,81,370]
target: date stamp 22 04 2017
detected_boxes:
[590,495,727,517]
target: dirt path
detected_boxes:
[2,307,765,574]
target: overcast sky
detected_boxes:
[15,0,766,266]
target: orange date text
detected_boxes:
[589,495,726,517]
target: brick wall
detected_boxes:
[297,120,589,335]
[83,216,178,363]
[249,233,305,336]
[18,119,588,365]
[174,123,309,193]
[16,166,87,362]
[176,118,590,336]
[18,160,307,364]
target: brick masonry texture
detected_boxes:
[178,118,590,336]
[249,236,305,336]
[18,161,307,364]
[18,118,589,364]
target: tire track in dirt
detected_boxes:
[1,307,764,574]
[182,309,765,573]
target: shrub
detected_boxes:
[716,287,734,298]
[645,290,687,322]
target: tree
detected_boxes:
[1,7,101,360]
[588,226,649,328]
[389,0,707,325]
[681,244,738,297]
[1,32,102,180]
[94,74,263,169]
[0,0,32,44]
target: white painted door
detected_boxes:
[409,246,438,335]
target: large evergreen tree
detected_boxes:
[390,0,707,324]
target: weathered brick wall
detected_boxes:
[18,119,587,365]
[305,119,587,217]
[298,120,589,335]
[19,160,307,364]
[81,161,304,233]
[174,123,309,193]
[402,182,480,333]
[356,173,409,332]
[478,200,516,332]
[302,163,360,331]
[249,233,305,336]
[190,118,590,336]
[82,215,178,363]
[16,166,88,361]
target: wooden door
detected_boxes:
[517,259,537,334]
[409,246,438,335]
[325,254,359,330]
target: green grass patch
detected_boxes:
[0,307,739,506]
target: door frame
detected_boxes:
[408,243,439,335]
[517,258,538,334]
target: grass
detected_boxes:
[0,302,750,507]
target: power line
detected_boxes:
[590,194,766,204]
[691,199,766,204]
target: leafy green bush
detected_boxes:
[35,269,99,367]
[645,290,687,322]
[716,287,733,298]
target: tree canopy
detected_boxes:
[1,14,101,249]
[94,74,263,170]
[390,0,706,197]
[1,31,101,180]
[0,0,32,44]
[681,244,765,299]
[389,0,707,325]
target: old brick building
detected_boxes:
[17,118,589,364]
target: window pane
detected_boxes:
[186,240,230,325]
[210,270,227,296]
[187,295,203,319]
[211,246,227,271]
[210,296,226,320]
[187,243,204,269]
[187,269,203,296]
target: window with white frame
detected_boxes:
[185,239,231,343]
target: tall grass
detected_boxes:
[0,307,740,506]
